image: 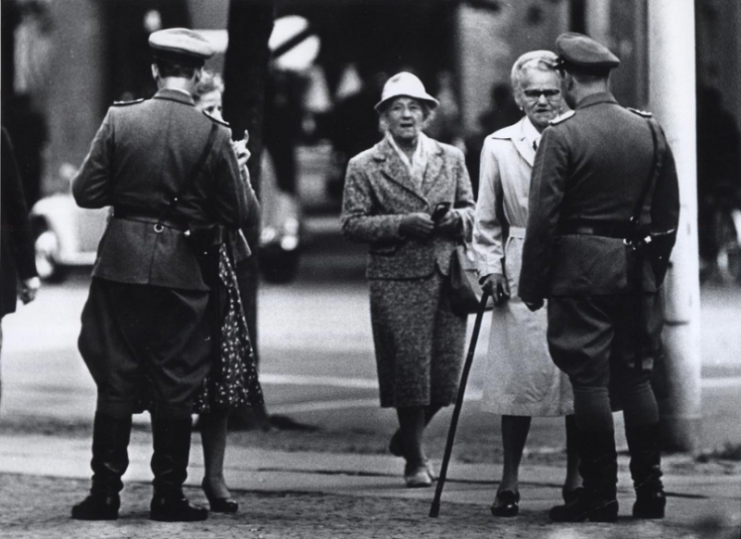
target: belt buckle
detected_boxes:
[154,223,164,233]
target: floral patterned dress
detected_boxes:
[135,244,265,416]
[193,244,265,414]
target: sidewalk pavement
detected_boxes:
[1,432,739,539]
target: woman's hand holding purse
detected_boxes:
[400,213,435,239]
[435,211,462,236]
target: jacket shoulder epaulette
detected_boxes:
[113,98,144,107]
[627,107,653,118]
[202,110,230,127]
[549,110,576,126]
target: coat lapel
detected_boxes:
[374,139,428,203]
[421,139,444,196]
[510,118,535,167]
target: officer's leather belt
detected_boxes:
[556,221,636,239]
[113,206,186,231]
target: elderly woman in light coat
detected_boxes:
[341,72,475,488]
[473,51,581,517]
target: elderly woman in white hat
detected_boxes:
[341,72,475,487]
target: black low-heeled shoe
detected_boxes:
[203,483,239,514]
[490,489,520,517]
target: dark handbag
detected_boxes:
[183,223,224,286]
[448,241,493,316]
[184,222,224,255]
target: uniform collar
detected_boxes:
[575,91,618,110]
[153,88,196,106]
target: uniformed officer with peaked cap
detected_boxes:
[518,32,679,523]
[555,31,620,75]
[71,28,253,522]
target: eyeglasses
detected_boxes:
[523,89,561,100]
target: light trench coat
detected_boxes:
[473,117,573,416]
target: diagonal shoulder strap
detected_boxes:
[160,122,220,224]
[630,118,666,229]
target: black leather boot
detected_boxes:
[150,417,208,522]
[549,429,619,523]
[626,423,666,519]
[72,413,132,520]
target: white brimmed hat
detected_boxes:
[374,72,439,112]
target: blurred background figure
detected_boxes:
[2,95,47,208]
[320,67,388,201]
[696,84,741,284]
[341,72,475,488]
[465,83,522,197]
[1,126,41,407]
[425,70,463,149]
[473,51,579,518]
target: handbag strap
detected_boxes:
[159,122,220,227]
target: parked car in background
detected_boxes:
[29,164,108,282]
[30,156,303,284]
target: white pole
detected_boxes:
[647,0,702,452]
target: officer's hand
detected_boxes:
[481,273,510,306]
[523,298,544,312]
[434,210,461,236]
[400,213,435,239]
[19,277,40,304]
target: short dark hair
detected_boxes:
[154,57,198,79]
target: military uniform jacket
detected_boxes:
[73,88,251,291]
[518,92,680,302]
[341,136,475,280]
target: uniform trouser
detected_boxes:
[546,292,664,431]
[79,278,213,421]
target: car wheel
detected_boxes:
[259,247,300,284]
[33,221,67,283]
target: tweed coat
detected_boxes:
[73,88,252,292]
[519,92,680,303]
[341,135,475,408]
[341,136,475,278]
[473,118,573,416]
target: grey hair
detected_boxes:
[510,50,560,91]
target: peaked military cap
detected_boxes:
[149,28,214,67]
[555,32,620,76]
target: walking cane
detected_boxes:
[429,291,491,518]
